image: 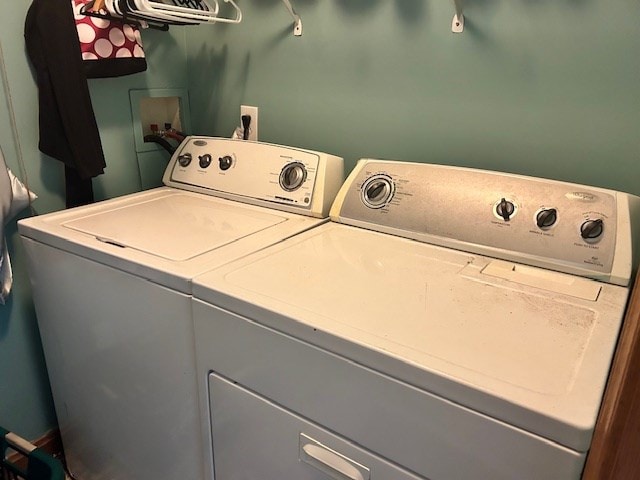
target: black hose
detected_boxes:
[144,135,176,155]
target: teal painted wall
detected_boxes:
[187,0,639,195]
[1,0,639,442]
[0,1,188,439]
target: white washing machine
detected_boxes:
[17,137,343,480]
[192,159,640,480]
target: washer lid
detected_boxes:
[63,193,286,261]
[18,188,326,294]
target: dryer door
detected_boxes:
[208,372,424,480]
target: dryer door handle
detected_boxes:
[300,433,370,480]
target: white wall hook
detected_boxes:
[452,0,464,33]
[282,0,303,36]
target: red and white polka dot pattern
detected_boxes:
[73,1,145,60]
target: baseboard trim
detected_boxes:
[5,428,64,471]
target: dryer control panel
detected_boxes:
[163,137,344,218]
[331,159,640,286]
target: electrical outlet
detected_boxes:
[240,105,258,141]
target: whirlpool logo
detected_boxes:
[565,192,598,202]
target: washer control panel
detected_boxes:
[163,137,344,217]
[332,159,640,285]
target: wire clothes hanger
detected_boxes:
[114,0,222,26]
[80,0,171,30]
[80,0,242,30]
[136,0,242,24]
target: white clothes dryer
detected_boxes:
[191,159,640,480]
[18,137,343,480]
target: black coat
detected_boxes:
[25,0,105,205]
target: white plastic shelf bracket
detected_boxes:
[281,0,302,36]
[452,0,464,33]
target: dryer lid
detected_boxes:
[63,193,287,261]
[193,222,630,451]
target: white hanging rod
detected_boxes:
[452,0,464,33]
[281,0,302,36]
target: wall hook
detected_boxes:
[281,0,302,36]
[452,0,464,33]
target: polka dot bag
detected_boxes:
[72,0,147,78]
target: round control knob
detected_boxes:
[199,154,212,169]
[361,175,395,209]
[581,218,604,241]
[496,198,515,221]
[218,155,233,171]
[279,162,307,192]
[536,208,557,229]
[177,153,192,167]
